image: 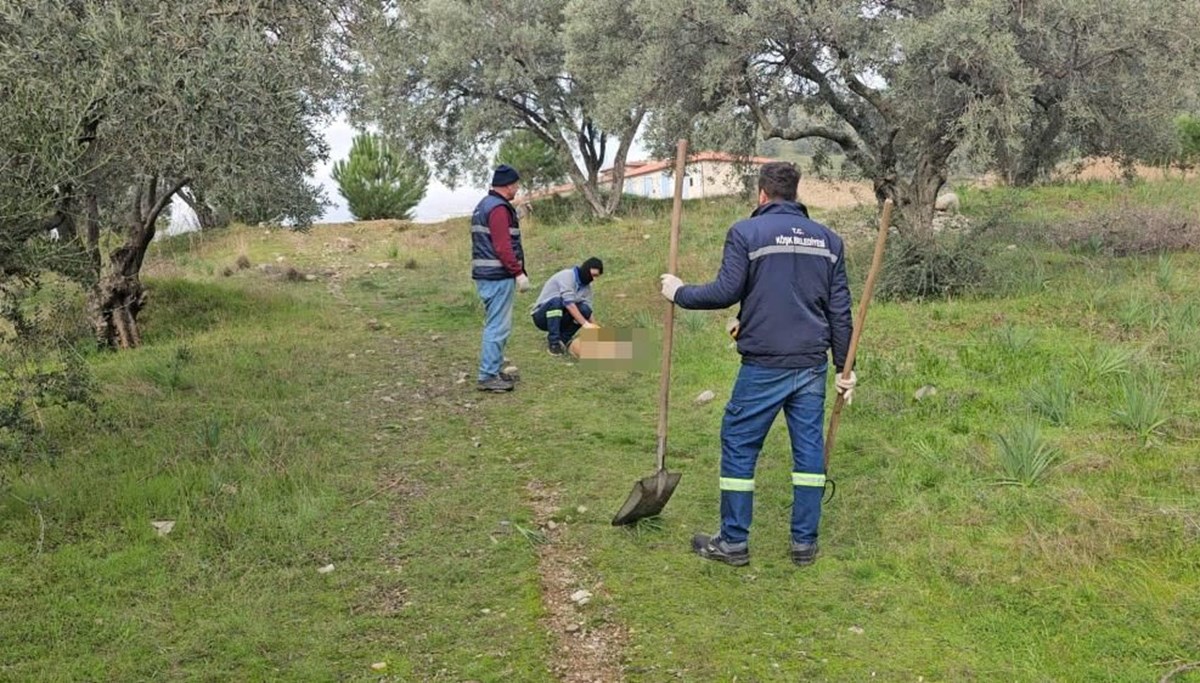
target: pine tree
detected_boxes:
[332,133,429,221]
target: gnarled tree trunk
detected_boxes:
[876,169,944,242]
[87,174,188,349]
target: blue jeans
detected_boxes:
[532,297,593,346]
[718,363,828,544]
[475,278,516,381]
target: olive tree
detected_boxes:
[991,0,1200,184]
[351,0,658,218]
[0,0,346,348]
[628,0,1200,238]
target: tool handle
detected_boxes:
[656,139,688,470]
[824,199,893,470]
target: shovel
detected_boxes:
[611,139,689,526]
[822,198,893,500]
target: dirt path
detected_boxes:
[525,480,629,683]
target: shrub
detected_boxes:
[1052,204,1200,256]
[875,233,990,301]
[1,282,96,458]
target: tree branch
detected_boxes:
[742,86,857,149]
[143,176,190,233]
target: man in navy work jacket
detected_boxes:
[471,164,531,393]
[531,257,604,355]
[659,162,858,567]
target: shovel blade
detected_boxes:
[611,470,682,526]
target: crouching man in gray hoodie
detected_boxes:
[530,257,604,356]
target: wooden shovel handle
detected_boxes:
[824,199,893,471]
[655,139,688,470]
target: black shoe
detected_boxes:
[691,532,749,566]
[547,341,567,356]
[791,540,819,566]
[499,370,519,383]
[476,376,515,393]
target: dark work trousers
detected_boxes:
[531,297,593,346]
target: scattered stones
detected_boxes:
[576,506,588,514]
[317,564,335,574]
[914,385,938,401]
[934,191,960,213]
[150,520,175,536]
[565,623,581,634]
[848,625,865,635]
[370,662,387,671]
[569,589,592,606]
[367,318,383,331]
[695,390,716,405]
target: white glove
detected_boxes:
[660,274,683,302]
[516,273,531,292]
[835,370,857,405]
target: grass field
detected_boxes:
[2,180,1199,681]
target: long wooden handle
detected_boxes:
[824,199,893,470]
[655,139,689,470]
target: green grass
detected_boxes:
[4,179,1200,681]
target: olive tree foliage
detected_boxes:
[350,0,658,218]
[0,1,346,349]
[630,0,1200,238]
[990,0,1200,185]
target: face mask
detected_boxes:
[578,266,594,286]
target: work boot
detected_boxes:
[790,540,819,567]
[691,532,749,567]
[547,341,567,356]
[476,375,515,393]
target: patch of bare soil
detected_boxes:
[799,177,875,209]
[525,480,629,683]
